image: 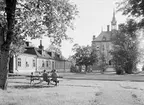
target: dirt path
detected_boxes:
[0,79,144,105]
[91,81,144,105]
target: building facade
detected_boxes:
[91,11,117,70]
[9,41,72,74]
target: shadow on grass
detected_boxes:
[9,81,29,84]
[9,84,56,89]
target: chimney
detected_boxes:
[25,41,29,46]
[39,40,44,50]
[107,25,110,32]
[39,40,44,55]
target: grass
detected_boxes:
[1,73,144,105]
[0,79,97,105]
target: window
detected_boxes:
[96,46,99,50]
[26,61,29,67]
[33,60,36,67]
[49,61,51,68]
[52,61,55,69]
[103,37,106,41]
[49,61,51,65]
[18,58,21,67]
[103,45,105,51]
[42,60,45,67]
[46,61,48,67]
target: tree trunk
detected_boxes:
[0,0,16,90]
[0,51,10,90]
[85,65,88,73]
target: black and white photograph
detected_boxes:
[0,0,144,105]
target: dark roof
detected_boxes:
[23,47,51,59]
[54,53,64,61]
[94,31,112,42]
[34,48,52,59]
[23,46,64,60]
[24,47,37,55]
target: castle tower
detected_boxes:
[111,10,117,30]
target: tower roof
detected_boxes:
[111,10,117,25]
[93,31,112,42]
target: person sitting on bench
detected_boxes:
[30,72,35,84]
[51,69,59,85]
[42,70,50,85]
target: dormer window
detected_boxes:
[103,37,106,41]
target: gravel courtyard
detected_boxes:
[0,78,144,105]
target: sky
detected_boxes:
[31,0,127,59]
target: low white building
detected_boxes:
[14,53,37,73]
[9,41,72,74]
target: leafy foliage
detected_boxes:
[72,44,97,71]
[0,0,78,51]
[117,0,144,28]
[99,53,107,73]
[17,0,78,45]
[70,65,80,73]
[111,19,139,74]
[117,0,144,17]
[46,44,62,55]
[118,0,144,17]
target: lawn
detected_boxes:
[0,77,144,105]
[0,79,97,105]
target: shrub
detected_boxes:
[115,66,124,75]
[142,65,144,71]
[70,65,79,73]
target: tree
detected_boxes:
[72,44,97,72]
[117,0,144,17]
[46,44,66,60]
[46,44,62,55]
[111,19,139,74]
[117,0,144,28]
[99,53,106,74]
[0,0,17,90]
[0,0,78,90]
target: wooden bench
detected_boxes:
[27,75,63,86]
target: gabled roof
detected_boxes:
[24,47,37,55]
[24,47,52,59]
[23,46,65,60]
[94,31,112,42]
[34,48,52,59]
